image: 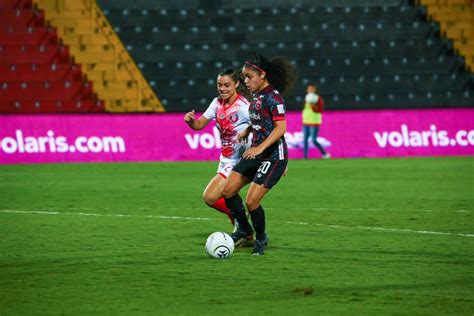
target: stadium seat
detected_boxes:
[0,1,104,113]
[421,0,473,71]
[24,0,165,112]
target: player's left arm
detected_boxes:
[242,120,286,159]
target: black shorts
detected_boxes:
[232,158,288,189]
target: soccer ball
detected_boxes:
[205,232,234,259]
[305,92,319,104]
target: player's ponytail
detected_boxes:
[244,55,298,95]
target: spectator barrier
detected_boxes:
[0,108,473,164]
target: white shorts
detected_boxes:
[217,158,239,178]
[216,139,250,178]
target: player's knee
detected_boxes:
[221,186,236,199]
[202,193,215,206]
[203,189,222,205]
[245,199,259,212]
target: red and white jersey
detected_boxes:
[203,94,251,163]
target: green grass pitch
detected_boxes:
[0,157,473,315]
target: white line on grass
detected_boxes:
[1,209,473,238]
[307,207,471,213]
[0,209,214,221]
[286,221,474,238]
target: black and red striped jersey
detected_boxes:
[249,85,288,160]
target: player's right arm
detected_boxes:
[184,110,211,130]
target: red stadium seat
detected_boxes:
[0,27,57,45]
[0,1,102,113]
[0,0,30,9]
[0,80,95,100]
[0,63,81,82]
[2,98,104,113]
[0,9,36,27]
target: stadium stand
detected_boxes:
[419,0,473,71]
[0,0,104,113]
[1,0,472,113]
[98,0,473,112]
[32,0,164,112]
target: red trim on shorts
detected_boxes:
[218,172,227,179]
[273,117,286,121]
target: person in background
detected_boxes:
[184,67,251,229]
[222,54,297,255]
[302,83,330,159]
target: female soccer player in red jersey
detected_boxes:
[184,67,251,228]
[222,55,297,255]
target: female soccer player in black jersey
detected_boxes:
[222,54,297,255]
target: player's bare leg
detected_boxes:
[203,174,234,224]
[222,171,250,197]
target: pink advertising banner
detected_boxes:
[0,108,473,164]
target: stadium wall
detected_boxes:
[0,108,473,164]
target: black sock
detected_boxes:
[250,205,266,240]
[225,195,252,233]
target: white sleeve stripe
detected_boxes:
[278,139,284,160]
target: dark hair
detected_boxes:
[307,83,319,93]
[244,55,298,95]
[218,67,251,100]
